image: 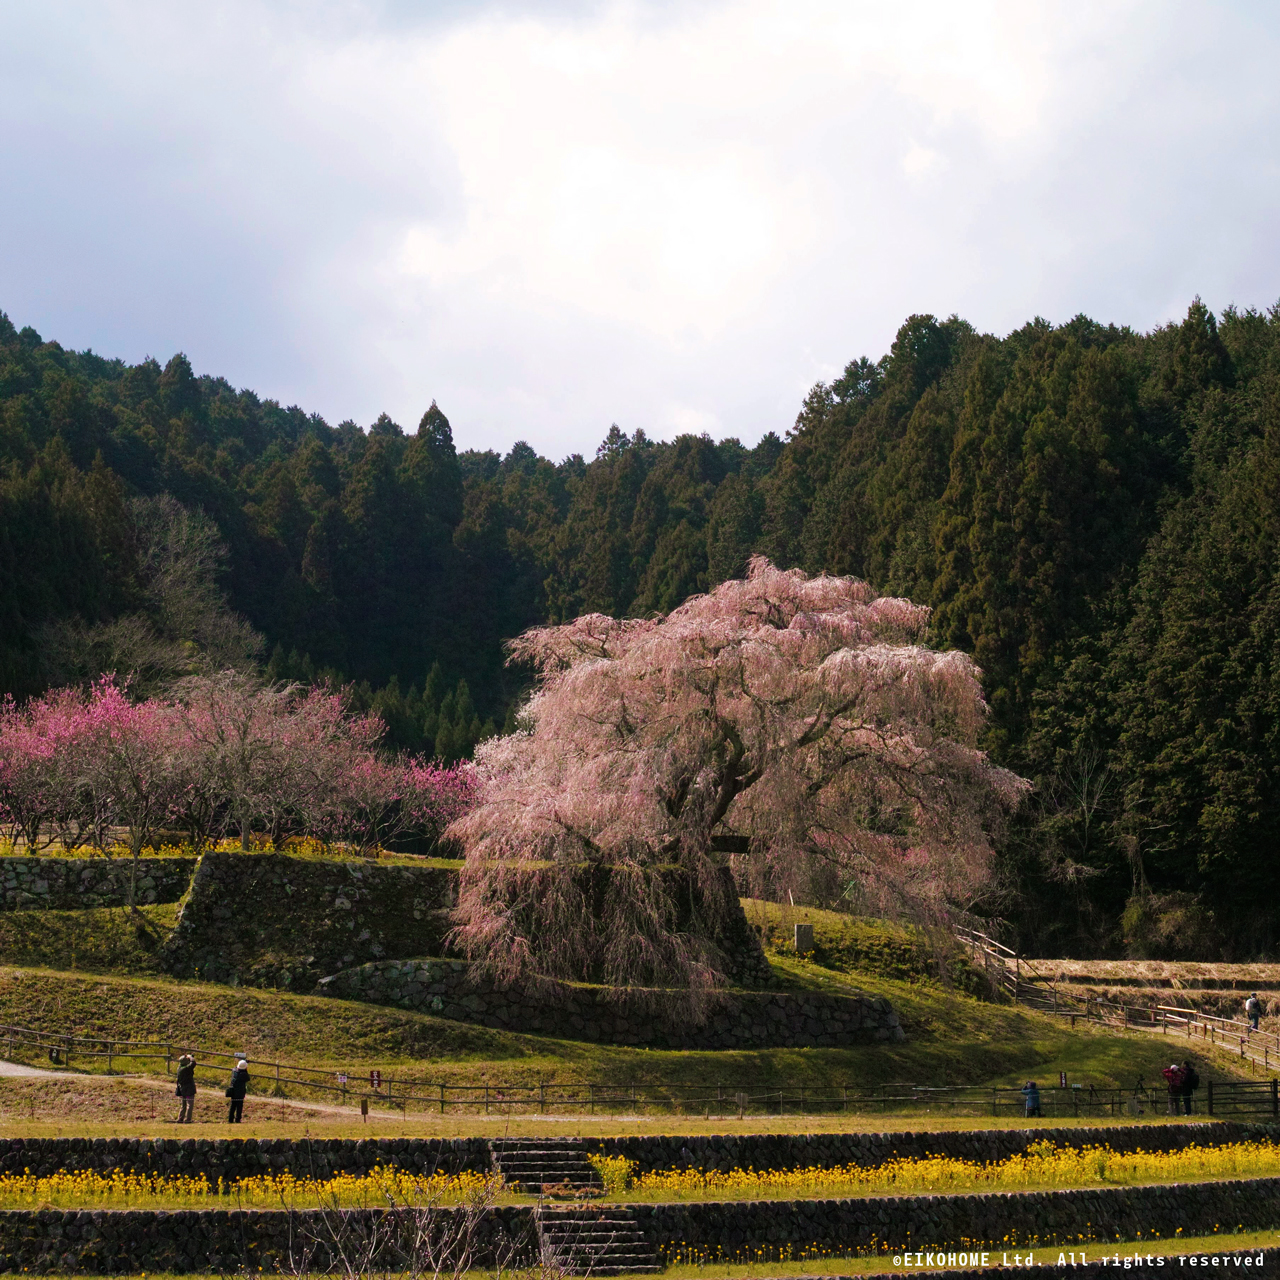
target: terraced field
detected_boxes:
[0,1123,1277,1274]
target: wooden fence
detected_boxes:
[6,1019,1279,1118]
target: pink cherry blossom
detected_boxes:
[451,556,1029,994]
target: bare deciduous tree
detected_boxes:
[39,493,262,693]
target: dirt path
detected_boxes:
[0,1054,363,1113]
[0,1058,66,1078]
[117,1070,363,1116]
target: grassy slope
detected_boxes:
[0,905,177,974]
[0,1074,1228,1139]
[744,898,988,994]
[0,890,1248,1132]
[0,955,1236,1098]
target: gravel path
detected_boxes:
[0,1057,65,1077]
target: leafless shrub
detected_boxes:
[279,1172,550,1280]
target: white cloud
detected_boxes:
[0,0,1278,457]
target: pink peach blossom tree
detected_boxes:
[1,675,478,870]
[450,557,1028,994]
[0,678,186,916]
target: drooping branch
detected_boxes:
[449,557,1029,992]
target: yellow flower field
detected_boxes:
[594,1138,1280,1200]
[0,1166,499,1211]
[7,1139,1279,1210]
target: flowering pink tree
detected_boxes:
[450,557,1028,993]
[0,687,100,853]
[0,679,186,915]
[171,674,475,853]
[319,756,476,855]
[171,674,381,849]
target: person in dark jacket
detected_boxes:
[175,1054,197,1124]
[227,1058,250,1123]
[1021,1080,1042,1118]
[1180,1060,1200,1115]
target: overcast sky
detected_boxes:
[3,1,1278,458]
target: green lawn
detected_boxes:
[0,893,1251,1137]
[0,958,1239,1103]
[0,904,178,974]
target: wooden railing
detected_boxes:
[952,930,1280,1081]
[6,1018,1280,1117]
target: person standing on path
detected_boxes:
[175,1054,197,1124]
[1246,993,1262,1032]
[1179,1060,1199,1115]
[226,1058,250,1124]
[1161,1063,1185,1115]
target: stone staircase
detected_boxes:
[488,1138,604,1194]
[537,1206,660,1276]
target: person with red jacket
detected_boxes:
[1161,1063,1185,1116]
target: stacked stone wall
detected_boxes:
[159,852,457,991]
[3,1124,1270,1185]
[1,1178,1279,1274]
[633,1175,1280,1261]
[0,1136,491,1181]
[592,1120,1277,1173]
[316,957,904,1048]
[0,1204,532,1275]
[0,857,196,910]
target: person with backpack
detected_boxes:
[1179,1060,1200,1115]
[1246,993,1262,1032]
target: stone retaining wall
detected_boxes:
[6,1123,1268,1186]
[592,1120,1279,1173]
[160,851,458,991]
[634,1174,1280,1260]
[316,957,904,1049]
[0,1136,491,1182]
[0,1205,533,1275]
[2,1177,1279,1274]
[0,857,196,910]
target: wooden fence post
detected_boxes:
[1272,1079,1278,1118]
[1207,1080,1214,1116]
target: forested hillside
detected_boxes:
[2,301,1279,959]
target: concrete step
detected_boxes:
[537,1205,659,1277]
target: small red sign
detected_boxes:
[370,1069,382,1090]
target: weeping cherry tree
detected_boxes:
[450,557,1028,997]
